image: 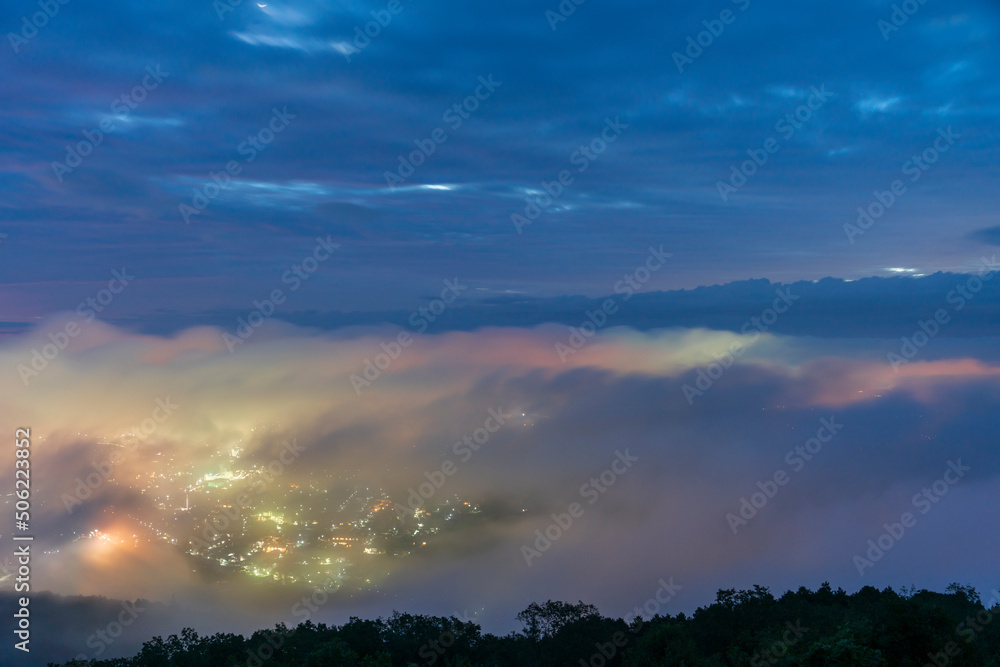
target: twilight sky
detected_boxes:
[2,0,1000,324]
[2,0,1000,663]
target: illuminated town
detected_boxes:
[72,433,485,594]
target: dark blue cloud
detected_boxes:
[2,0,999,317]
[969,225,1000,246]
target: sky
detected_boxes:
[2,0,1000,663]
[2,0,999,323]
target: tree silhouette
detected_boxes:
[47,583,1000,667]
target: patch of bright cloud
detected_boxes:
[855,96,901,114]
[230,30,353,55]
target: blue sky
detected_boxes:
[2,0,999,324]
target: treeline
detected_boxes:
[52,583,1000,666]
